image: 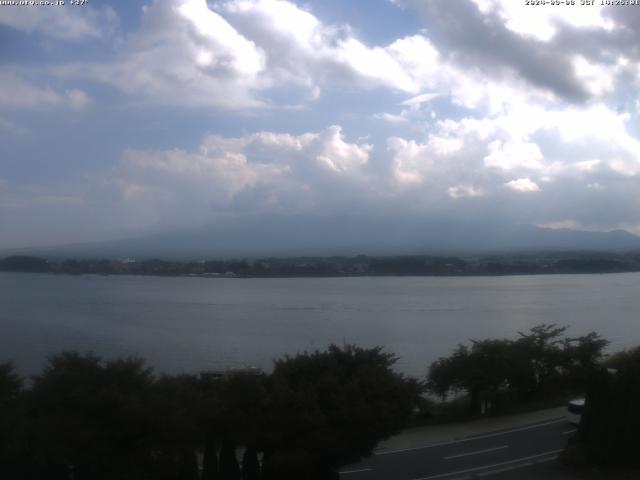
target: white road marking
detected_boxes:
[339,468,373,475]
[409,449,563,480]
[562,429,577,435]
[444,445,508,460]
[376,418,566,455]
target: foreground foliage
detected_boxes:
[578,347,640,467]
[0,346,421,480]
[427,324,608,415]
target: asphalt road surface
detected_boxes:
[339,417,575,480]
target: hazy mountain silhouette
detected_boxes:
[9,215,640,259]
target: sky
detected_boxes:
[1,0,640,249]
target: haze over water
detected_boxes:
[2,272,639,377]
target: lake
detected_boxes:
[2,272,640,377]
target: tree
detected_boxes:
[217,373,268,451]
[0,362,21,403]
[515,324,568,394]
[428,344,470,400]
[197,370,268,480]
[428,340,517,415]
[561,332,609,387]
[261,345,422,479]
[515,325,608,397]
[218,432,241,480]
[148,374,202,480]
[0,363,24,478]
[604,345,640,371]
[202,433,220,480]
[0,346,422,479]
[26,352,156,480]
[579,347,640,467]
[428,325,607,415]
[0,255,49,272]
[241,445,260,480]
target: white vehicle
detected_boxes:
[567,398,585,425]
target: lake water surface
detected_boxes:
[2,272,640,377]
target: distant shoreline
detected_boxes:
[6,270,638,279]
[2,252,640,279]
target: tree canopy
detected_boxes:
[579,346,640,467]
[427,324,608,415]
[0,345,422,480]
[262,345,422,477]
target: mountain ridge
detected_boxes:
[4,215,640,260]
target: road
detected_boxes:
[339,417,575,480]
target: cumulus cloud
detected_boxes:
[4,0,640,248]
[102,125,374,225]
[4,116,640,246]
[99,111,639,229]
[505,178,540,193]
[220,1,439,94]
[435,102,640,182]
[75,0,267,109]
[69,0,443,109]
[470,0,613,42]
[395,0,636,105]
[53,0,635,112]
[484,140,545,172]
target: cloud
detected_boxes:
[395,0,635,105]
[505,178,540,193]
[80,119,640,231]
[76,0,267,109]
[484,140,544,171]
[447,185,484,199]
[0,73,90,111]
[56,0,630,113]
[4,116,640,247]
[0,4,118,39]
[571,55,617,98]
[4,0,640,248]
[66,0,444,109]
[400,92,439,108]
[373,112,409,124]
[9,0,639,115]
[104,125,374,225]
[220,0,437,94]
[537,220,584,230]
[435,102,640,181]
[470,0,613,42]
